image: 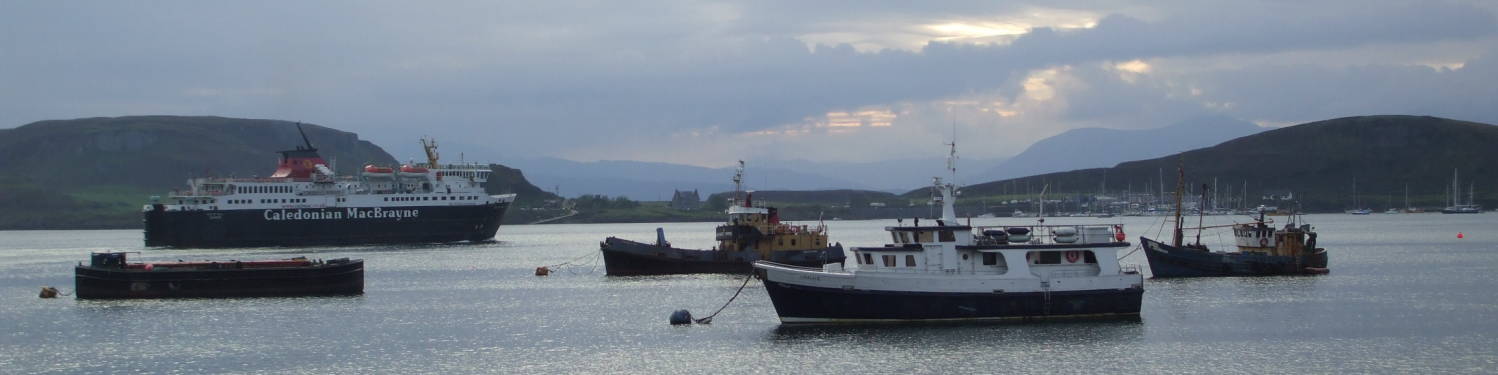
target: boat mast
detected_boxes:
[1452,169,1460,207]
[940,135,952,222]
[420,137,440,167]
[732,160,745,206]
[1172,159,1185,247]
[1195,183,1208,245]
[1405,183,1410,210]
[295,123,315,150]
[1469,181,1476,206]
[1352,177,1359,209]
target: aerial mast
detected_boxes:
[420,137,440,167]
[1172,159,1186,247]
[732,160,745,206]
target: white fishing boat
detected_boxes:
[753,143,1143,323]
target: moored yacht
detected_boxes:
[754,145,1143,323]
[1442,169,1483,214]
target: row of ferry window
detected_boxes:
[224,198,344,205]
[383,196,479,202]
[855,251,1099,267]
[237,186,293,194]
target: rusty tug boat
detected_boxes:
[74,252,363,299]
[600,162,845,276]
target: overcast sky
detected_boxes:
[4,1,1497,166]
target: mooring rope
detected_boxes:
[1118,217,1165,260]
[694,274,754,324]
[542,251,598,270]
[564,251,601,275]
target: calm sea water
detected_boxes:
[2,214,1497,373]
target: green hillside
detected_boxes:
[939,115,1498,212]
[0,116,552,229]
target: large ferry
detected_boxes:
[754,145,1143,323]
[143,126,515,248]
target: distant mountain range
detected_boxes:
[756,157,1005,192]
[442,117,1260,200]
[980,116,1266,181]
[950,115,1498,212]
[500,157,868,201]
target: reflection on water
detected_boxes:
[767,318,1146,345]
[3,214,1498,373]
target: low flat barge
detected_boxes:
[75,252,364,299]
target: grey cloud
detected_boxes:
[2,1,1496,161]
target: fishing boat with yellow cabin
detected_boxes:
[599,162,845,276]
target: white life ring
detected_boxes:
[1259,238,1269,247]
[1064,251,1081,263]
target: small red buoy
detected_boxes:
[1457,232,1465,239]
[534,266,551,276]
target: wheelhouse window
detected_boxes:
[862,253,872,265]
[938,230,955,242]
[1035,251,1061,264]
[916,231,934,243]
[905,255,917,267]
[882,255,896,267]
[982,253,998,266]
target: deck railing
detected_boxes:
[971,224,1126,246]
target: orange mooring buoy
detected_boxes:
[1458,232,1465,239]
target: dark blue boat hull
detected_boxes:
[761,279,1143,322]
[1140,237,1327,278]
[600,237,844,276]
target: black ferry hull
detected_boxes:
[600,237,844,276]
[761,279,1143,323]
[75,260,364,299]
[1140,237,1328,278]
[143,202,509,248]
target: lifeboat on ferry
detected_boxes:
[399,165,429,177]
[363,164,395,178]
